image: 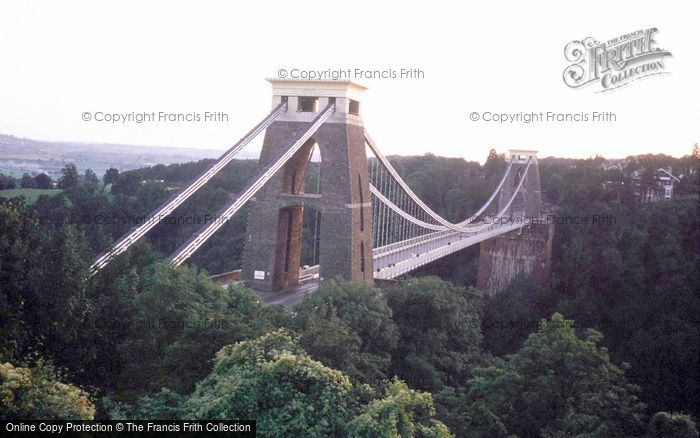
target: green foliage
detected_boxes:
[110,171,141,196]
[34,173,53,189]
[2,149,699,431]
[546,195,700,417]
[347,379,453,438]
[184,330,352,437]
[58,163,79,189]
[101,160,258,273]
[384,277,483,391]
[103,168,119,185]
[84,169,99,186]
[436,385,515,438]
[0,185,288,413]
[114,263,284,397]
[462,313,646,438]
[179,329,455,436]
[482,275,557,356]
[388,153,491,222]
[0,173,17,189]
[0,360,95,420]
[646,412,699,438]
[478,155,700,419]
[20,173,35,188]
[0,188,63,205]
[293,278,398,384]
[104,388,185,420]
[0,199,90,368]
[484,148,508,185]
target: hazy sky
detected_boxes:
[1,0,698,162]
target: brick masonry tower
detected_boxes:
[242,79,374,292]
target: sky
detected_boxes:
[1,0,698,163]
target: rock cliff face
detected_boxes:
[477,222,554,296]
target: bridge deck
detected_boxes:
[249,280,320,309]
[373,221,529,279]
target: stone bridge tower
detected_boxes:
[478,149,553,296]
[242,79,374,292]
[498,149,542,218]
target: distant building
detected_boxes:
[630,168,680,202]
[600,159,628,172]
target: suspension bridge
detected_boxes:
[89,79,549,297]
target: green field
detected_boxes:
[0,188,63,204]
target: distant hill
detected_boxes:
[0,134,260,178]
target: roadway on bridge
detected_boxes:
[249,280,320,309]
[373,209,534,278]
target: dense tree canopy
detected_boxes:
[0,173,17,189]
[0,151,698,435]
[184,330,352,437]
[347,379,453,438]
[646,412,699,438]
[0,361,95,420]
[35,173,53,189]
[459,314,646,438]
[481,275,557,356]
[113,263,285,397]
[58,163,80,189]
[293,279,398,384]
[384,277,484,392]
[181,329,450,438]
[0,198,90,369]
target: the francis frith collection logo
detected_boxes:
[563,28,672,92]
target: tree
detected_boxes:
[384,277,484,391]
[76,240,162,391]
[435,386,512,438]
[482,275,557,356]
[461,313,646,437]
[34,173,53,189]
[293,278,398,384]
[114,264,285,398]
[0,173,16,189]
[347,379,453,438]
[294,301,365,379]
[20,173,36,188]
[0,199,90,368]
[0,360,95,420]
[647,412,699,438]
[110,171,140,196]
[184,330,352,437]
[547,194,700,418]
[58,163,79,189]
[27,224,90,363]
[84,169,99,186]
[484,148,507,185]
[103,168,119,185]
[104,388,185,420]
